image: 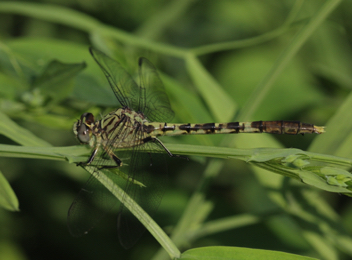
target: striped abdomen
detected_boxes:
[145,121,325,136]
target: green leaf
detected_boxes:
[180,246,318,260]
[0,144,88,162]
[5,38,118,106]
[161,74,215,146]
[249,148,303,162]
[186,55,236,122]
[32,60,86,103]
[0,170,19,211]
[0,2,100,31]
[310,91,352,156]
[321,167,352,187]
[0,111,51,147]
[298,170,351,193]
[83,166,180,258]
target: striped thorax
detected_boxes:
[74,108,152,151]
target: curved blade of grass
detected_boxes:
[0,2,187,58]
[84,166,180,259]
[237,0,343,121]
[2,143,352,169]
[186,54,236,122]
[0,111,51,147]
[0,2,101,31]
[2,142,352,196]
[0,170,19,211]
[0,144,88,162]
[310,91,352,156]
[180,246,318,260]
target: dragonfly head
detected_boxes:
[73,113,95,144]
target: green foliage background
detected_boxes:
[1,0,352,259]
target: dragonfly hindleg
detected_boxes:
[150,136,189,160]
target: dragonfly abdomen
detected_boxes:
[147,120,324,136]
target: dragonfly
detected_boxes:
[68,47,325,249]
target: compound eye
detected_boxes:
[77,123,90,143]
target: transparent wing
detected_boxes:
[116,141,167,249]
[89,47,140,109]
[138,57,174,122]
[67,168,118,237]
[106,116,167,248]
[90,48,174,122]
[68,122,167,248]
[67,119,132,238]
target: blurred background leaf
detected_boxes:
[0,0,351,260]
[0,170,19,211]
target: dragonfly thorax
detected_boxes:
[114,107,148,125]
[73,107,152,151]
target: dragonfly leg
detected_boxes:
[98,146,123,170]
[76,147,99,166]
[99,154,122,169]
[152,137,189,160]
[111,153,122,166]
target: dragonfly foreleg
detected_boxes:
[76,147,99,167]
